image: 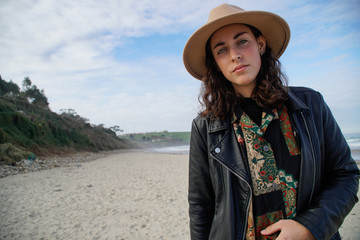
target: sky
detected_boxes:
[0,0,359,134]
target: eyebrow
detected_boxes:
[212,31,247,50]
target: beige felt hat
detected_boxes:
[183,3,290,80]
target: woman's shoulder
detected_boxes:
[192,114,212,129]
[287,86,326,111]
[288,86,320,95]
[192,114,230,133]
[288,86,324,102]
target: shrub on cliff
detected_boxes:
[0,76,133,165]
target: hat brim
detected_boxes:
[183,11,290,80]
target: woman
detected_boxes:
[183,4,359,240]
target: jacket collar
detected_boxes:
[287,88,310,111]
[209,117,230,133]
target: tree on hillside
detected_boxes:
[22,77,49,108]
[22,77,32,91]
[0,75,20,96]
[60,108,89,124]
[110,125,124,135]
[60,108,78,116]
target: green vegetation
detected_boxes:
[0,76,133,165]
[0,143,33,165]
[123,131,191,147]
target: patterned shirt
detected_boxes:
[232,99,301,240]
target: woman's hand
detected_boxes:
[261,219,315,240]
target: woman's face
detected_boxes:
[210,24,266,97]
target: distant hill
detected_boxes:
[122,131,191,148]
[0,76,133,165]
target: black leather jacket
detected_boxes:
[189,87,359,240]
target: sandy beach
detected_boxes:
[1,150,359,239]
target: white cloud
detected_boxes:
[0,0,359,133]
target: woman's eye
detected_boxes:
[217,48,226,55]
[237,39,247,45]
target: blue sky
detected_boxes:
[0,0,359,134]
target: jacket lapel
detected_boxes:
[208,117,251,183]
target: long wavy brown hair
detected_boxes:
[199,25,288,119]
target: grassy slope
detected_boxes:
[0,97,133,164]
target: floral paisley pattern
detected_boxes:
[278,106,300,155]
[279,170,297,218]
[232,104,300,240]
[242,128,281,196]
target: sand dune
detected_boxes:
[0,150,359,239]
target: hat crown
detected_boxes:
[208,4,245,23]
[183,4,290,80]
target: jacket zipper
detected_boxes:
[300,111,316,205]
[211,154,252,240]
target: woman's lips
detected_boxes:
[233,64,248,73]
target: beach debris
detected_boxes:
[0,150,126,178]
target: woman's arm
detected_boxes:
[188,118,215,240]
[294,91,359,240]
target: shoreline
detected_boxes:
[0,150,359,239]
[1,146,359,178]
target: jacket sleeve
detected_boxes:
[188,118,215,240]
[293,91,360,240]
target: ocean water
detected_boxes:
[150,137,360,161]
[150,145,190,155]
[347,137,360,150]
[347,137,360,161]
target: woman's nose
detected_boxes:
[231,48,241,62]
